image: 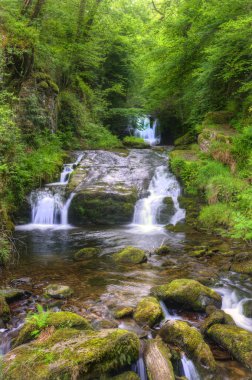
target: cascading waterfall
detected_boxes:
[132,164,185,230]
[134,116,160,146]
[181,354,201,380]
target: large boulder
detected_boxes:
[151,279,221,312]
[114,246,147,264]
[159,320,216,374]
[134,297,163,327]
[144,338,175,380]
[206,324,252,370]
[3,328,140,380]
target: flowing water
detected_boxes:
[181,353,201,380]
[134,116,161,146]
[1,148,252,379]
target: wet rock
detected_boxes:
[111,372,140,380]
[151,279,222,312]
[0,288,28,302]
[74,247,100,261]
[200,310,235,334]
[114,306,134,319]
[114,246,147,264]
[242,300,252,318]
[10,277,32,286]
[0,295,10,322]
[144,338,175,380]
[92,319,119,329]
[44,284,73,299]
[158,197,175,224]
[4,328,140,379]
[231,260,252,275]
[134,296,163,327]
[154,245,171,255]
[15,311,92,346]
[206,324,252,370]
[159,320,216,373]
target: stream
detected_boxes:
[1,145,252,379]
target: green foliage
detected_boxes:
[205,175,247,204]
[199,204,234,230]
[26,304,50,337]
[123,136,149,148]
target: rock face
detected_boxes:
[134,297,163,327]
[114,246,147,264]
[4,328,140,380]
[151,279,222,312]
[160,320,216,374]
[144,339,175,380]
[68,150,161,225]
[206,324,252,369]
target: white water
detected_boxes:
[134,117,160,146]
[181,353,201,380]
[132,356,148,380]
[160,301,182,322]
[132,165,185,231]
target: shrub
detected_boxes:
[199,203,233,230]
[205,175,247,204]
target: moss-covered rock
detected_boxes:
[44,284,73,299]
[159,320,216,372]
[114,246,147,264]
[4,328,140,380]
[151,279,221,312]
[0,288,27,302]
[174,131,196,148]
[15,311,92,346]
[134,296,163,327]
[144,338,175,380]
[0,295,10,322]
[206,324,252,369]
[114,307,134,319]
[111,371,140,380]
[243,300,252,318]
[200,310,235,334]
[158,197,175,224]
[231,260,252,275]
[154,245,171,255]
[74,247,100,261]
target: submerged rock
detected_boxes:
[151,279,221,312]
[114,306,134,319]
[206,324,252,370]
[0,295,10,322]
[44,284,73,299]
[4,328,140,380]
[134,296,163,327]
[159,320,216,373]
[74,247,100,261]
[144,338,175,380]
[114,246,147,264]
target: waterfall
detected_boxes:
[132,164,185,230]
[61,193,75,225]
[134,117,160,146]
[181,354,201,380]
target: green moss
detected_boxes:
[200,310,235,334]
[114,246,147,264]
[174,130,196,147]
[0,288,26,302]
[44,284,73,299]
[134,296,163,327]
[0,295,10,322]
[154,245,171,255]
[231,260,252,275]
[4,328,140,380]
[160,320,216,372]
[123,136,150,148]
[151,279,221,312]
[38,80,49,89]
[114,307,134,319]
[111,371,140,380]
[74,247,100,261]
[207,324,252,369]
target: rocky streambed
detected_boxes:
[0,148,252,380]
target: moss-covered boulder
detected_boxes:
[114,307,134,319]
[206,324,252,369]
[154,245,171,255]
[231,260,252,275]
[0,295,10,322]
[4,328,140,380]
[144,338,175,380]
[151,279,221,312]
[134,296,163,327]
[243,300,252,318]
[200,310,235,334]
[0,288,27,302]
[159,320,216,372]
[114,246,147,264]
[74,247,100,261]
[15,311,92,346]
[44,284,73,299]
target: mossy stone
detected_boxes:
[200,310,235,334]
[0,288,27,302]
[134,296,163,327]
[242,300,252,318]
[151,279,221,312]
[231,260,252,275]
[44,284,73,299]
[206,324,252,369]
[144,338,175,380]
[154,245,171,255]
[15,311,92,346]
[114,307,134,319]
[0,295,10,322]
[114,246,147,264]
[111,371,140,380]
[74,247,100,261]
[159,320,216,372]
[4,328,140,380]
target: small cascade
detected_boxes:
[61,193,75,225]
[132,355,148,380]
[132,164,185,230]
[181,354,201,380]
[160,301,181,322]
[134,116,160,146]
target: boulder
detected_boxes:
[0,295,10,322]
[159,320,216,373]
[231,260,252,275]
[151,279,221,312]
[154,245,171,255]
[44,284,73,299]
[144,338,175,380]
[114,246,147,264]
[134,297,163,327]
[74,247,100,261]
[0,288,27,302]
[114,307,134,319]
[200,310,235,334]
[3,328,140,380]
[206,324,252,369]
[242,300,252,318]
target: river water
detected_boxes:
[1,148,252,379]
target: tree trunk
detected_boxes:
[30,0,46,20]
